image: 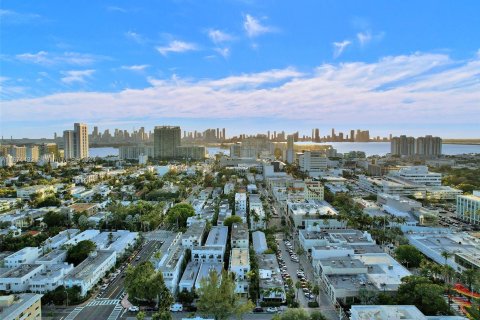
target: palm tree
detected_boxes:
[443,265,455,311]
[441,250,452,268]
[462,269,477,300]
[312,284,320,304]
[295,281,302,302]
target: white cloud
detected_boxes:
[243,14,274,38]
[120,65,149,72]
[0,9,42,24]
[3,52,479,129]
[125,31,145,44]
[156,40,198,56]
[106,6,127,13]
[333,40,351,58]
[16,51,99,66]
[357,31,385,47]
[61,70,95,84]
[208,29,233,43]
[214,48,230,59]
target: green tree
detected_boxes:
[151,311,172,320]
[43,211,68,228]
[309,311,327,320]
[223,215,243,229]
[136,311,146,320]
[166,203,195,229]
[395,245,424,268]
[196,270,254,320]
[396,276,450,315]
[66,240,96,266]
[124,261,173,308]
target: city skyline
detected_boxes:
[1,1,480,138]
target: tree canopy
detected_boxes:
[196,270,254,320]
[223,215,243,228]
[124,261,173,309]
[66,240,96,266]
[165,203,195,229]
[395,245,424,268]
[396,276,450,315]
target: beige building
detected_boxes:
[0,293,42,320]
[304,179,324,201]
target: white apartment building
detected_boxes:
[349,305,465,320]
[63,229,100,246]
[181,221,206,249]
[0,264,44,292]
[63,250,116,296]
[178,261,202,292]
[192,226,228,263]
[456,191,480,225]
[252,231,268,254]
[229,248,250,295]
[258,254,286,303]
[157,244,185,295]
[29,263,74,293]
[231,223,249,249]
[297,151,327,174]
[249,194,266,230]
[235,192,247,216]
[4,247,42,268]
[16,185,56,200]
[43,229,80,250]
[195,262,223,290]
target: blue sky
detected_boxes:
[1,0,479,138]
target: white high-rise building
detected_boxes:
[74,123,89,159]
[63,123,89,159]
[63,130,75,159]
[286,135,294,163]
[298,151,327,173]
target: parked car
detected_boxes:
[266,307,279,313]
[128,306,139,312]
[170,303,183,312]
[253,306,264,313]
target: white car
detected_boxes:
[128,306,139,312]
[170,303,183,312]
[266,307,278,313]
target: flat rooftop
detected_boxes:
[231,223,248,241]
[230,248,249,267]
[205,226,228,247]
[64,250,114,281]
[0,264,42,278]
[179,261,201,283]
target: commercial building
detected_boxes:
[176,146,206,160]
[350,305,464,320]
[389,166,442,186]
[456,191,480,225]
[0,293,43,320]
[63,123,89,160]
[153,126,181,159]
[63,250,116,296]
[297,151,328,174]
[406,230,480,271]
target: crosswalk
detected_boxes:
[86,299,120,307]
[107,304,124,320]
[64,306,84,320]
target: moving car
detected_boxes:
[266,307,278,313]
[128,306,139,312]
[170,303,183,312]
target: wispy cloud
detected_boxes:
[15,51,100,66]
[61,70,95,84]
[106,6,127,13]
[208,29,234,43]
[125,31,146,44]
[4,52,479,131]
[243,14,275,38]
[120,65,149,72]
[357,31,385,47]
[156,40,198,56]
[0,9,42,25]
[214,48,230,59]
[333,40,351,58]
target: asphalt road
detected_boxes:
[72,305,115,320]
